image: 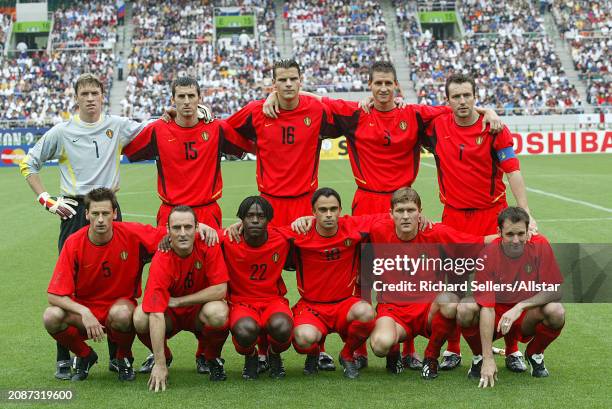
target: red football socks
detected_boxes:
[51,326,91,358]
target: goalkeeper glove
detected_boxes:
[38,192,78,219]
[197,104,213,123]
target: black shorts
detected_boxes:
[58,197,122,252]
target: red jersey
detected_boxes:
[226,96,338,197]
[323,97,450,193]
[424,113,520,209]
[474,235,563,308]
[48,222,164,309]
[142,240,228,314]
[368,220,485,303]
[123,119,253,206]
[221,228,291,303]
[286,214,387,303]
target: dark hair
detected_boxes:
[168,205,197,226]
[311,187,342,208]
[369,61,397,82]
[74,73,104,95]
[171,76,201,97]
[273,59,301,79]
[497,206,530,230]
[84,187,118,210]
[445,73,476,98]
[237,196,274,221]
[390,187,421,210]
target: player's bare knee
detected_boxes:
[232,318,259,346]
[351,302,376,322]
[293,326,318,348]
[267,313,293,342]
[201,301,229,327]
[132,305,149,333]
[457,302,479,327]
[369,332,393,357]
[108,304,134,331]
[542,302,565,329]
[43,306,65,332]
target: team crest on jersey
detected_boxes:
[399,121,407,131]
[304,116,312,127]
[106,129,114,139]
[475,136,484,145]
[272,252,280,263]
[524,264,533,274]
[344,239,352,247]
[120,251,128,261]
[195,260,202,269]
[201,131,209,142]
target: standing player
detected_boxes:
[458,207,565,386]
[133,206,229,391]
[20,73,149,379]
[367,187,496,380]
[288,188,387,379]
[43,188,165,381]
[123,76,253,228]
[223,196,293,380]
[226,59,339,371]
[422,73,537,371]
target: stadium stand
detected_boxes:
[50,1,118,49]
[285,0,390,92]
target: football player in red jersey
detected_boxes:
[133,206,229,391]
[288,188,389,379]
[123,76,253,229]
[226,60,340,371]
[458,207,564,386]
[367,187,497,380]
[223,196,293,380]
[43,188,166,382]
[423,73,537,371]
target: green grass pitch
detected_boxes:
[1,154,610,408]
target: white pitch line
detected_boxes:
[526,187,612,213]
[421,161,612,214]
[538,217,612,222]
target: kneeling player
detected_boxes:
[133,206,229,392]
[368,187,495,380]
[458,207,565,387]
[43,188,165,381]
[223,196,293,380]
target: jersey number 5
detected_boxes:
[101,261,112,278]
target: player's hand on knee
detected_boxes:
[38,193,77,219]
[498,309,520,335]
[197,223,219,246]
[291,216,315,234]
[479,358,498,388]
[197,104,213,123]
[263,91,280,118]
[81,311,105,342]
[224,221,243,243]
[149,365,168,392]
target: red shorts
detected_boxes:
[76,298,136,337]
[229,298,292,329]
[166,305,202,337]
[157,202,222,228]
[351,188,392,216]
[262,193,312,228]
[442,200,508,236]
[292,297,362,339]
[493,304,532,343]
[376,303,432,339]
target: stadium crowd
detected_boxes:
[50,1,118,49]
[123,0,277,118]
[458,0,544,35]
[285,0,389,92]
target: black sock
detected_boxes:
[56,342,70,361]
[107,337,117,360]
